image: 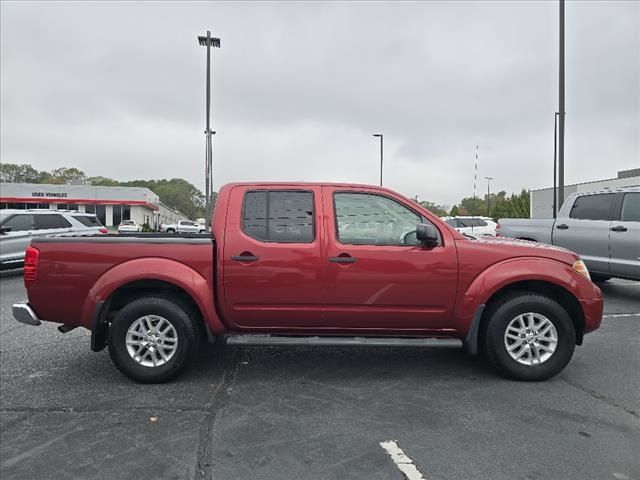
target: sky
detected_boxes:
[1,1,638,207]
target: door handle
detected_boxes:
[610,225,628,232]
[231,253,259,262]
[329,256,357,264]
[556,224,569,230]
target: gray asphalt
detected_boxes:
[1,273,638,480]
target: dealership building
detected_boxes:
[530,168,640,218]
[0,183,187,229]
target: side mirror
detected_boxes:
[0,226,12,235]
[416,223,439,247]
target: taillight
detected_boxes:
[495,223,500,237]
[24,246,39,287]
[98,228,108,234]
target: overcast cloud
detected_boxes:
[1,1,638,206]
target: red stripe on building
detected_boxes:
[0,197,160,211]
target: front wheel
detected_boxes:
[107,296,200,383]
[482,292,576,381]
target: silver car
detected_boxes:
[0,209,107,269]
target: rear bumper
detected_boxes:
[12,302,41,326]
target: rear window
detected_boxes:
[242,190,314,243]
[73,215,103,227]
[569,194,615,221]
[620,193,640,222]
[34,214,72,230]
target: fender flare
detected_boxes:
[83,257,226,351]
[455,257,584,353]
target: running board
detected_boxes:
[226,335,463,348]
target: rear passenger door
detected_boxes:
[609,192,640,280]
[221,186,325,329]
[553,193,616,275]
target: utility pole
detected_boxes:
[373,134,383,186]
[198,30,220,229]
[558,0,565,210]
[553,112,559,218]
[485,176,493,217]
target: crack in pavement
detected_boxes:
[194,349,241,480]
[559,374,639,419]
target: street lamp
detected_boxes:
[485,176,493,217]
[373,133,383,186]
[198,30,221,229]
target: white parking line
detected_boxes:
[380,440,427,480]
[603,313,640,318]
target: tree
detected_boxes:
[0,163,44,183]
[449,205,460,216]
[419,200,448,217]
[48,167,87,184]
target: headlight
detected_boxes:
[572,259,591,280]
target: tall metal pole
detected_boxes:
[373,133,383,186]
[558,0,565,210]
[553,112,558,218]
[198,31,220,229]
[379,135,383,187]
[485,176,493,217]
[205,31,211,229]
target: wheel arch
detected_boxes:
[478,280,585,348]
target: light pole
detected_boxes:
[485,176,493,217]
[198,30,220,229]
[373,133,383,186]
[557,0,565,210]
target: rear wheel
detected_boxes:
[107,296,200,383]
[166,228,175,234]
[482,292,576,381]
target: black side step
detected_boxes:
[226,335,462,348]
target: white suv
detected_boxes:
[0,210,107,269]
[442,216,498,237]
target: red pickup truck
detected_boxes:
[13,182,603,383]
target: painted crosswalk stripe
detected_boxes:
[380,440,426,480]
[603,313,640,318]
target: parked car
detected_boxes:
[13,182,603,383]
[442,216,498,236]
[0,209,107,270]
[117,220,143,233]
[498,186,639,281]
[160,220,205,234]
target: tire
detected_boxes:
[199,230,205,234]
[107,296,200,383]
[591,275,611,283]
[166,229,175,234]
[482,292,576,381]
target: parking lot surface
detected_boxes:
[1,273,639,480]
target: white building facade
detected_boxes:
[0,183,187,230]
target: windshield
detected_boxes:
[121,220,135,225]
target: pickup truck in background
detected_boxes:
[13,182,603,383]
[499,187,640,282]
[160,219,206,234]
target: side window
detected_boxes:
[72,215,102,227]
[569,194,615,221]
[445,219,458,227]
[34,214,72,230]
[476,219,488,227]
[242,190,314,243]
[2,214,33,232]
[620,193,640,222]
[334,193,422,246]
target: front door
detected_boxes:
[321,187,458,332]
[221,185,325,329]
